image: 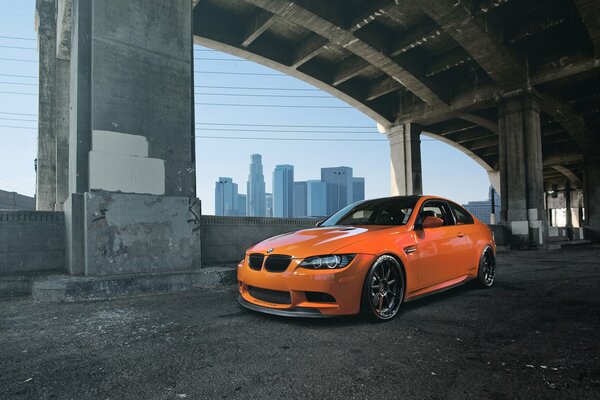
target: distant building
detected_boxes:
[353,177,365,202]
[306,180,327,218]
[247,154,266,217]
[0,189,35,210]
[463,187,501,224]
[273,164,294,218]
[214,177,238,216]
[265,193,273,217]
[321,166,353,214]
[293,181,307,217]
[236,194,247,216]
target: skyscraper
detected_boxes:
[293,181,307,217]
[321,166,353,214]
[307,180,327,217]
[265,193,273,217]
[353,177,365,202]
[236,194,247,216]
[463,186,502,224]
[273,164,294,218]
[247,154,266,217]
[214,177,238,216]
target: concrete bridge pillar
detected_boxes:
[386,124,423,196]
[583,154,600,240]
[498,92,547,246]
[40,0,202,275]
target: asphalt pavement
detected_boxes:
[1,245,599,399]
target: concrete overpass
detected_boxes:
[9,0,598,298]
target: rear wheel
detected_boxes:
[476,248,495,287]
[362,255,404,321]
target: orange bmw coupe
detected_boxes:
[237,195,496,320]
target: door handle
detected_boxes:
[457,232,465,238]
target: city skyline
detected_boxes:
[213,154,367,217]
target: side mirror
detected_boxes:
[315,220,324,227]
[422,216,444,229]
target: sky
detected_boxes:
[0,1,491,215]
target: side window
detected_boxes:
[450,202,474,225]
[345,209,373,225]
[419,203,450,226]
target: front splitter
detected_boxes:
[238,296,333,318]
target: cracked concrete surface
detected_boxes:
[1,246,599,399]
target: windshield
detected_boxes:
[321,197,418,227]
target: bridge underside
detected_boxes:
[28,0,600,292]
[190,0,600,242]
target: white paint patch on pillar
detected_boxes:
[92,130,148,157]
[89,130,165,195]
[510,221,529,235]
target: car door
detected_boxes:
[414,200,466,288]
[447,201,479,275]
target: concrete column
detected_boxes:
[498,92,547,245]
[35,0,57,211]
[583,154,600,240]
[62,0,200,275]
[386,124,423,196]
[55,58,70,211]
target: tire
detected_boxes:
[361,255,405,321]
[476,248,495,288]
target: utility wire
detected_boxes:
[195,84,320,92]
[195,102,351,109]
[195,128,377,134]
[0,116,37,122]
[0,125,36,130]
[0,90,36,96]
[0,80,37,86]
[195,57,248,62]
[194,135,386,142]
[0,73,37,79]
[0,35,36,41]
[0,44,36,50]
[196,122,375,128]
[196,92,333,99]
[195,70,284,76]
[0,57,37,63]
[0,111,37,116]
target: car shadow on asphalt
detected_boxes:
[236,282,481,328]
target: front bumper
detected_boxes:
[238,296,332,318]
[237,253,375,316]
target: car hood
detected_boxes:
[249,225,406,258]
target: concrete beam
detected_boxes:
[242,8,276,47]
[552,165,583,187]
[365,76,404,101]
[396,54,600,125]
[539,94,599,154]
[573,0,600,56]
[241,0,449,106]
[389,21,441,57]
[543,153,583,167]
[292,33,328,68]
[415,0,525,87]
[459,114,498,134]
[333,55,370,86]
[426,47,472,77]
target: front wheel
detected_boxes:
[476,248,495,288]
[362,255,404,321]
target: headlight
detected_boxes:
[299,254,356,269]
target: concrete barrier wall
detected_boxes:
[200,216,318,267]
[0,211,65,273]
